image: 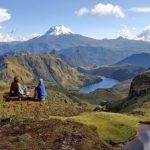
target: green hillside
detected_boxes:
[0,53,99,90]
[69,88,124,105]
[78,65,144,81]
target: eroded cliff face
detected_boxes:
[129,69,150,98]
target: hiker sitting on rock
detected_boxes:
[34,79,46,101]
[10,76,29,97]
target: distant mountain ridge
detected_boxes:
[58,46,123,66]
[116,53,150,68]
[0,25,150,66]
[77,65,144,81]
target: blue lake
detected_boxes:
[79,76,119,94]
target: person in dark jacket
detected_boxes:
[34,79,46,101]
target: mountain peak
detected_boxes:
[117,36,124,40]
[45,25,73,36]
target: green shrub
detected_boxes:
[19,133,32,143]
[3,124,11,128]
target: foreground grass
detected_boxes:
[0,86,96,126]
[50,112,139,144]
[0,119,107,149]
[0,87,147,145]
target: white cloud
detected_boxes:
[132,27,136,31]
[75,3,125,18]
[0,8,11,23]
[129,7,150,13]
[144,25,150,31]
[75,8,89,16]
[117,26,131,38]
[0,33,16,42]
[0,30,41,42]
[91,3,125,18]
[117,26,137,39]
[0,26,2,30]
[31,33,41,38]
[137,25,150,42]
[0,28,24,42]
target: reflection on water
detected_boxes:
[123,124,150,150]
[79,76,119,94]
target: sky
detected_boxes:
[0,0,150,41]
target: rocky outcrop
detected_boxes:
[128,69,150,98]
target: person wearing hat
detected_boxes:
[34,79,46,101]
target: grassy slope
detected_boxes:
[0,85,144,145]
[50,112,139,144]
[5,54,84,89]
[71,89,124,105]
[121,91,150,119]
[0,86,94,118]
[0,54,99,90]
[112,79,131,97]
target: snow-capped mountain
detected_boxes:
[45,25,73,36]
[0,24,150,66]
[137,26,150,42]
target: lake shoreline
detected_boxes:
[79,76,119,94]
[81,76,102,88]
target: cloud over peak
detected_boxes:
[117,26,130,38]
[137,25,150,41]
[0,8,11,23]
[75,3,125,18]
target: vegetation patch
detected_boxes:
[19,133,32,143]
[0,119,110,150]
[51,112,139,144]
